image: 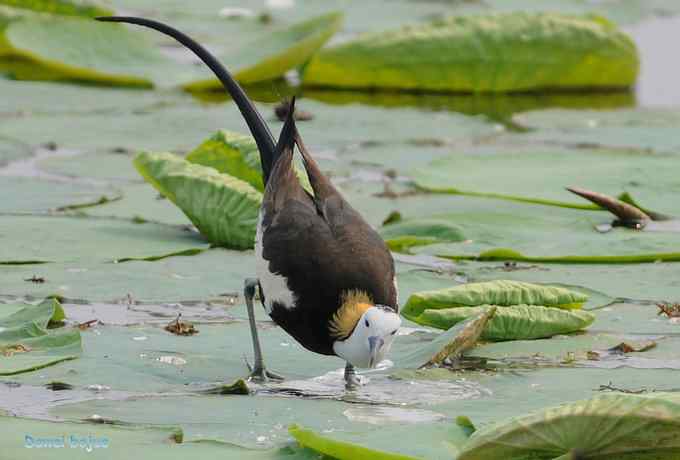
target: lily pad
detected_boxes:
[0,298,81,375]
[414,144,680,214]
[184,12,343,90]
[134,152,261,249]
[0,214,207,263]
[398,196,680,263]
[303,12,638,93]
[0,0,112,18]
[380,218,466,253]
[0,247,253,303]
[0,15,194,87]
[458,392,680,459]
[0,176,119,213]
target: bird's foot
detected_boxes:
[244,356,284,383]
[344,363,364,390]
[344,373,362,390]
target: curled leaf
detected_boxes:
[134,152,261,250]
[458,393,680,459]
[567,186,649,228]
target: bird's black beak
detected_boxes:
[368,336,385,368]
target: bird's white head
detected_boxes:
[331,291,401,369]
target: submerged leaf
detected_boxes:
[458,393,680,459]
[289,424,420,460]
[134,152,261,249]
[197,379,250,396]
[303,12,638,93]
[398,308,495,369]
[419,304,595,340]
[184,12,343,90]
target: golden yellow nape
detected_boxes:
[329,290,373,340]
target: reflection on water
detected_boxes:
[256,364,490,407]
[303,88,635,128]
[191,80,636,128]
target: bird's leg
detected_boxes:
[344,362,361,390]
[244,278,284,383]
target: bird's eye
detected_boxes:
[390,329,397,335]
[365,319,370,327]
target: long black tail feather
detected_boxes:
[275,97,297,160]
[96,16,278,183]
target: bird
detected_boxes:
[96,16,402,388]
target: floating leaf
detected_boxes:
[418,304,595,340]
[0,0,112,17]
[458,393,680,459]
[289,424,420,460]
[380,218,466,252]
[0,15,193,86]
[0,298,81,375]
[303,12,638,93]
[414,145,678,212]
[453,248,680,264]
[134,152,261,250]
[403,280,588,321]
[184,12,343,90]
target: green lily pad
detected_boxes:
[414,144,680,213]
[0,15,194,87]
[0,0,112,18]
[289,424,420,460]
[465,260,680,304]
[134,152,261,249]
[403,280,588,319]
[458,392,680,460]
[303,12,638,93]
[0,247,253,302]
[184,12,343,90]
[514,107,680,155]
[0,214,207,263]
[400,197,680,263]
[0,176,119,213]
[0,298,81,375]
[186,130,264,191]
[380,218,466,253]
